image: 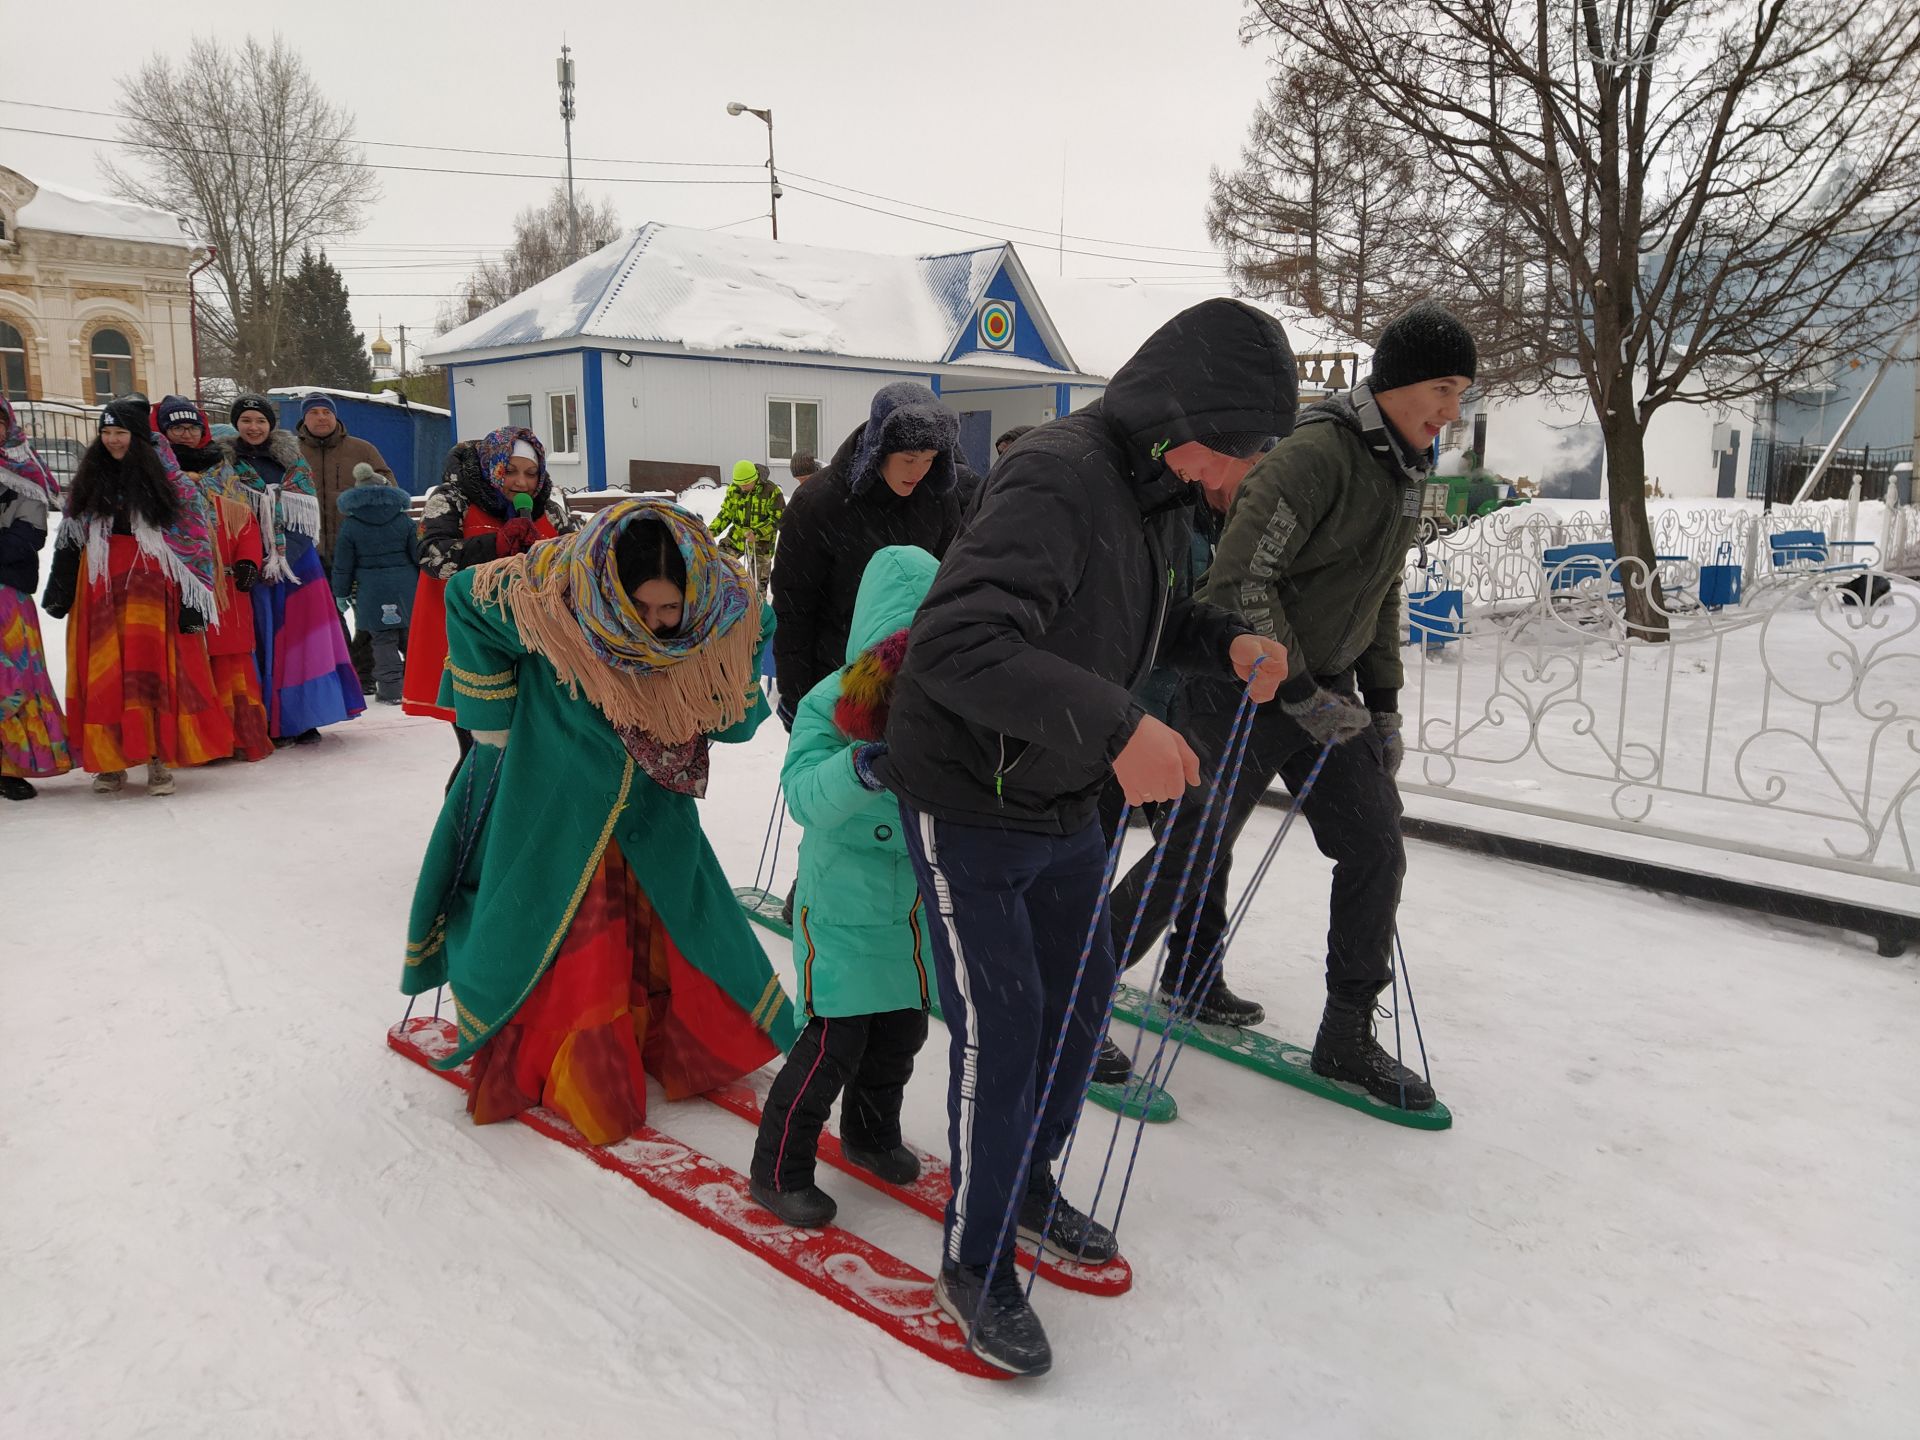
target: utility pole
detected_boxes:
[558,45,579,262]
[397,325,409,376]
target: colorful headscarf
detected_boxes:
[0,397,60,520]
[470,498,761,745]
[53,423,218,616]
[475,426,548,507]
[215,429,321,581]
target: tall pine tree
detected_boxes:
[277,248,375,389]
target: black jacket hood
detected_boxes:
[1099,298,1298,485]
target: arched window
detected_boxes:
[0,321,26,402]
[90,327,135,401]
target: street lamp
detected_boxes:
[726,101,781,240]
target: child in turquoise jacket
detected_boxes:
[750,545,939,1226]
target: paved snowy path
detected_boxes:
[5,694,1914,1438]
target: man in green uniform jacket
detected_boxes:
[1109,300,1477,1110]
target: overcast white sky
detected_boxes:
[1,0,1279,355]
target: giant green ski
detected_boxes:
[925,996,1177,1125]
[1111,984,1452,1131]
[735,885,790,939]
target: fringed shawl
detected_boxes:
[0,397,60,528]
[53,430,218,617]
[469,498,761,746]
[215,430,321,582]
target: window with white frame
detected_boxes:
[506,394,532,432]
[767,396,821,463]
[547,391,579,460]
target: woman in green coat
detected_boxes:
[749,545,940,1226]
[402,499,799,1146]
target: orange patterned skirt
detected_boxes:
[467,842,779,1145]
[66,538,233,773]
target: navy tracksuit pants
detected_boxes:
[900,803,1115,1272]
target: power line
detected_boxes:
[779,183,1227,272]
[3,94,1224,270]
[0,123,765,187]
[782,169,1222,257]
[0,98,760,171]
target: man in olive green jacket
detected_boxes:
[1108,300,1476,1111]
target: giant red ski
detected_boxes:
[387,1018,1006,1380]
[701,1081,1132,1297]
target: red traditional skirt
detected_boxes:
[66,537,234,773]
[403,506,557,721]
[466,842,778,1145]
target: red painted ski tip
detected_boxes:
[386,1019,1009,1380]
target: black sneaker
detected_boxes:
[748,1176,838,1228]
[934,1262,1052,1377]
[0,776,36,801]
[292,728,323,747]
[1091,1036,1133,1085]
[1310,996,1436,1110]
[1160,977,1266,1028]
[1018,1171,1118,1263]
[842,1142,920,1186]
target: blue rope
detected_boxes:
[750,787,786,894]
[1393,925,1433,1082]
[1099,741,1335,1244]
[974,813,1133,1335]
[1048,693,1261,1278]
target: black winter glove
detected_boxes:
[40,555,75,620]
[1372,711,1404,777]
[852,742,890,793]
[179,605,208,635]
[1280,686,1374,746]
[231,559,259,592]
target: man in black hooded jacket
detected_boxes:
[882,299,1296,1376]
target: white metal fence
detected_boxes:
[1399,549,1920,886]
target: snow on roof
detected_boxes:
[16,176,195,249]
[425,223,1007,367]
[266,385,452,417]
[1024,273,1369,382]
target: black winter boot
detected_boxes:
[1091,1036,1133,1085]
[1310,995,1435,1110]
[935,1261,1052,1376]
[842,1142,920,1186]
[1160,977,1266,1028]
[748,1176,838,1228]
[0,776,36,801]
[1018,1168,1118,1263]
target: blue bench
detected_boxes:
[1769,529,1873,573]
[1543,541,1617,592]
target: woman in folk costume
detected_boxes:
[402,499,800,1145]
[38,397,231,794]
[0,395,73,800]
[403,427,570,765]
[154,396,272,762]
[217,393,364,745]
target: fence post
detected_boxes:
[1846,474,1862,543]
[1882,480,1898,570]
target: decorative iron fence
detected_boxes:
[1400,560,1920,884]
[1747,438,1912,504]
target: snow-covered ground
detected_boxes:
[5,619,1917,1438]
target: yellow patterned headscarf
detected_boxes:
[470,498,761,743]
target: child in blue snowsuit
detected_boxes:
[331,464,420,704]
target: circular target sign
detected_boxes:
[978,299,1015,350]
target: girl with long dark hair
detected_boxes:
[39,397,232,793]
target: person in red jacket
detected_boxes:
[402,428,572,771]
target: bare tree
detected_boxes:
[103,35,379,391]
[1233,0,1920,638]
[441,186,622,331]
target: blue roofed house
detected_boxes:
[421,223,1107,494]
